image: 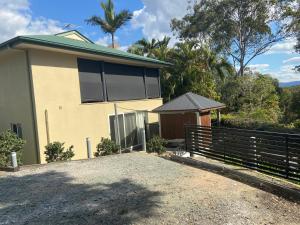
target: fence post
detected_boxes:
[186,126,193,157]
[222,127,226,162]
[285,135,289,179]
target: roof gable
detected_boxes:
[55,30,94,43]
[153,92,225,112]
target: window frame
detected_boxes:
[10,123,23,139]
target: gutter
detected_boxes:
[7,36,173,67]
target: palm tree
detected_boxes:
[86,0,132,48]
[128,36,171,58]
[134,38,160,57]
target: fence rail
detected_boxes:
[185,125,300,182]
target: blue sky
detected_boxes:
[1,0,299,83]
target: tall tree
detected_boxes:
[163,41,232,101]
[172,0,295,76]
[128,38,232,102]
[221,73,282,122]
[86,0,132,48]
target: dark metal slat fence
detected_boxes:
[185,125,300,182]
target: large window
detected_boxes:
[78,58,104,103]
[109,112,148,149]
[77,58,161,103]
[105,63,145,101]
[145,68,160,98]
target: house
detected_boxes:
[153,92,225,139]
[0,30,170,164]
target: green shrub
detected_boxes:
[0,130,26,167]
[44,142,75,163]
[293,119,300,129]
[219,114,300,133]
[95,138,119,157]
[146,136,167,154]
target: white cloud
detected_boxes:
[96,35,128,51]
[248,64,270,73]
[0,0,64,43]
[131,0,193,45]
[119,45,129,52]
[96,35,111,46]
[269,65,300,82]
[245,64,298,82]
[283,57,300,64]
[266,37,297,55]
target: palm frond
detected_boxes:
[101,0,115,24]
[113,10,133,30]
[85,16,112,34]
[159,36,171,47]
[136,38,149,47]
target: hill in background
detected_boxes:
[279,81,300,88]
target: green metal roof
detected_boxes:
[1,33,171,66]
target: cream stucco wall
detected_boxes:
[29,49,162,164]
[61,33,88,42]
[0,50,38,164]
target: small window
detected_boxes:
[11,123,23,138]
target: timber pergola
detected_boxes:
[153,92,225,139]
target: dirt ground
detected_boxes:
[0,152,299,225]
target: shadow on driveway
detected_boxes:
[0,171,162,225]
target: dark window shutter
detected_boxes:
[78,58,104,103]
[105,63,145,101]
[145,68,160,98]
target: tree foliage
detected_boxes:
[171,0,295,76]
[290,89,300,118]
[86,0,132,48]
[283,1,299,71]
[221,73,281,123]
[165,42,223,101]
[128,38,233,102]
[125,0,300,128]
[128,36,171,58]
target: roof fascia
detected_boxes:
[9,37,171,67]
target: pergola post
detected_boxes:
[217,109,221,126]
[158,114,162,137]
[195,111,200,126]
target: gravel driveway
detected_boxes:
[0,152,299,225]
